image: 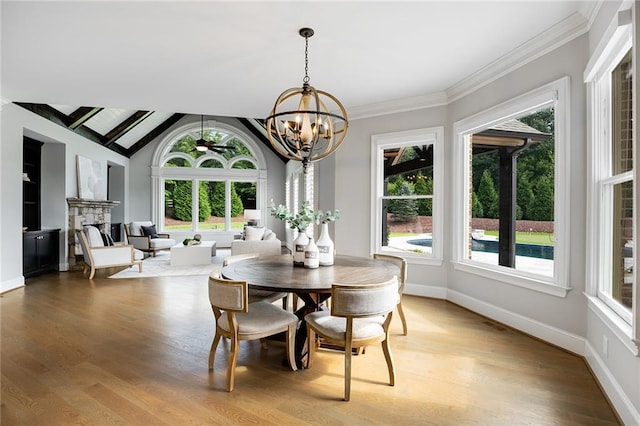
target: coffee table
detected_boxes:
[170,240,216,266]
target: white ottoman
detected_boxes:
[170,240,217,266]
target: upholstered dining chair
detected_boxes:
[372,253,408,335]
[222,253,289,306]
[305,277,398,401]
[208,275,299,392]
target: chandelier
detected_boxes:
[266,28,348,173]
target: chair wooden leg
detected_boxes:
[397,302,408,336]
[344,337,353,402]
[306,325,315,368]
[227,335,239,392]
[286,323,297,371]
[88,266,96,279]
[381,337,396,386]
[208,332,221,370]
[138,262,143,273]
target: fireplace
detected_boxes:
[67,198,120,266]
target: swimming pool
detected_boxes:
[407,238,554,260]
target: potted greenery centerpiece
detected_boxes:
[269,200,339,266]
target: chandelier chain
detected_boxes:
[303,35,310,84]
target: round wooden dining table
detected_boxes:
[221,253,398,367]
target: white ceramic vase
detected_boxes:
[317,222,334,266]
[304,236,319,269]
[293,231,309,266]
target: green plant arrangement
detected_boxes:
[269,200,340,231]
[182,234,202,246]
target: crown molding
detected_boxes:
[349,10,592,121]
[347,91,448,121]
[446,12,589,103]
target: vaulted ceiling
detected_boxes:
[2,1,599,157]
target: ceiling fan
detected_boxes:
[195,115,236,154]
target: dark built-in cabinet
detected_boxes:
[23,229,60,278]
[23,137,42,231]
[23,137,59,279]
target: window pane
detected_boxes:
[611,180,633,309]
[469,109,555,277]
[200,159,223,168]
[164,157,191,167]
[164,180,192,231]
[232,160,256,169]
[612,49,633,175]
[202,181,225,231]
[380,144,435,254]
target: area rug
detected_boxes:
[108,249,228,279]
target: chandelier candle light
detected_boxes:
[266,28,348,174]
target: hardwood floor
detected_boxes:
[1,267,620,425]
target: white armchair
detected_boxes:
[76,227,143,279]
[124,221,176,256]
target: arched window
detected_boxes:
[151,119,267,234]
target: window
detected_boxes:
[585,13,635,329]
[371,127,444,264]
[452,78,570,296]
[151,121,266,233]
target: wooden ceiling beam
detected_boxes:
[14,102,107,145]
[126,113,185,156]
[104,110,153,147]
[67,107,103,129]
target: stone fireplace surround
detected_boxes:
[67,198,120,265]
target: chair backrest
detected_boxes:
[127,221,153,237]
[372,253,407,293]
[75,229,93,265]
[331,277,398,318]
[209,276,249,313]
[223,253,259,267]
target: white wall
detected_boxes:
[333,105,450,297]
[447,35,589,341]
[0,103,129,292]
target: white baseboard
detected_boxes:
[405,282,447,299]
[585,341,640,426]
[445,289,585,355]
[1,276,25,294]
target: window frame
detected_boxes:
[370,126,444,265]
[584,7,638,349]
[452,77,571,297]
[151,120,267,234]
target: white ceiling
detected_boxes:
[1,1,598,121]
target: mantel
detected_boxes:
[66,198,120,208]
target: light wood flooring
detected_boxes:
[1,264,620,425]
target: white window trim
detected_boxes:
[151,120,268,233]
[370,126,444,266]
[584,3,639,351]
[452,77,571,298]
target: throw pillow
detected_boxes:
[244,226,266,241]
[141,224,159,239]
[263,229,276,241]
[100,232,115,246]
